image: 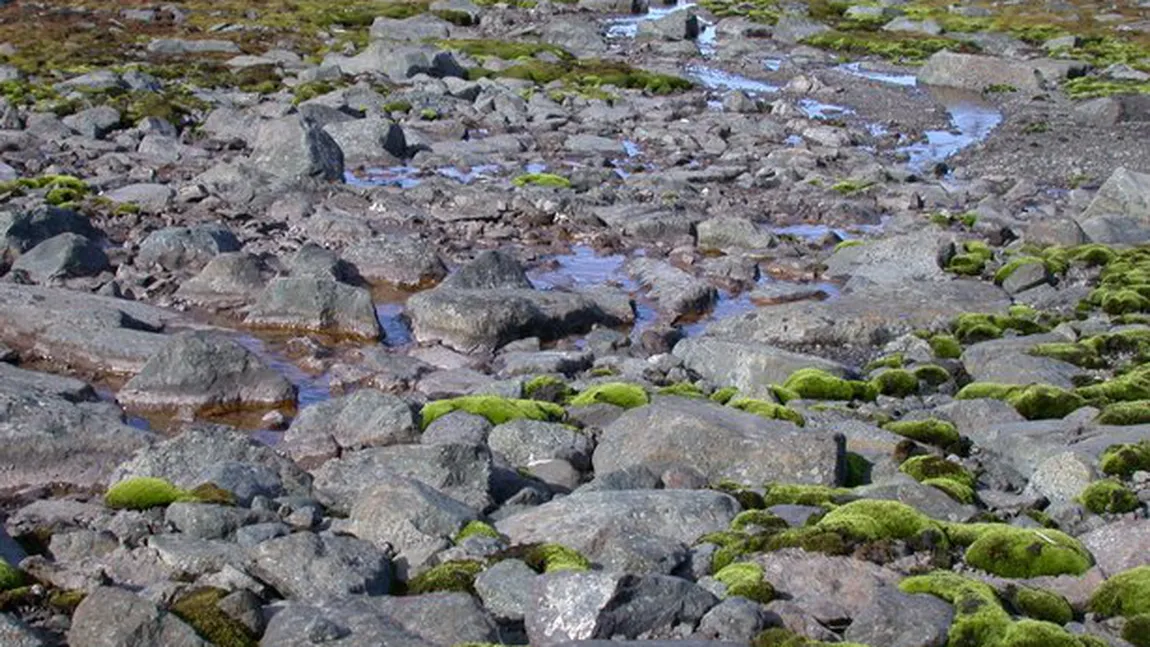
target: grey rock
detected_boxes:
[343,235,447,288]
[10,233,107,283]
[638,10,700,40]
[489,419,595,471]
[235,522,291,547]
[136,224,241,272]
[541,20,608,56]
[323,118,406,164]
[218,589,266,637]
[771,15,830,43]
[824,231,950,285]
[595,397,843,486]
[565,134,624,156]
[755,549,902,624]
[883,16,942,35]
[843,585,954,647]
[673,337,849,399]
[283,390,418,467]
[429,0,481,24]
[315,443,492,513]
[245,277,382,340]
[371,14,455,41]
[287,243,349,281]
[0,525,26,571]
[146,38,240,55]
[118,331,295,411]
[443,250,532,290]
[917,51,1082,92]
[250,115,344,182]
[1076,166,1150,244]
[62,106,122,138]
[855,480,979,523]
[695,216,775,251]
[1,205,99,262]
[68,586,208,647]
[103,183,174,212]
[0,613,45,647]
[175,252,268,307]
[165,502,271,540]
[578,0,648,12]
[421,410,492,446]
[1024,451,1096,504]
[474,558,537,622]
[499,350,593,377]
[627,258,717,321]
[962,337,1082,389]
[1080,519,1150,577]
[696,597,771,642]
[1001,260,1052,294]
[251,531,391,601]
[55,70,126,93]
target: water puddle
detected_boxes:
[684,64,779,94]
[529,245,636,291]
[436,163,500,184]
[897,91,1002,172]
[233,335,330,409]
[798,98,855,120]
[604,0,697,38]
[345,166,421,189]
[837,62,918,87]
[375,303,414,347]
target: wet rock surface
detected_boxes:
[1,0,1150,645]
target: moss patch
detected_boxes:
[105,477,187,510]
[420,396,565,429]
[728,398,805,426]
[714,562,774,604]
[523,375,573,402]
[1098,401,1150,426]
[930,334,963,359]
[512,173,571,189]
[710,386,739,404]
[783,368,876,402]
[454,520,501,543]
[884,418,962,450]
[901,571,1012,647]
[405,560,484,595]
[1092,566,1150,619]
[762,483,853,508]
[483,59,693,96]
[1079,479,1140,514]
[658,382,706,398]
[870,368,920,398]
[524,543,590,573]
[1100,440,1150,479]
[569,382,648,409]
[170,587,258,647]
[1006,585,1074,625]
[963,526,1092,578]
[815,499,946,545]
[924,477,976,504]
[0,559,24,592]
[802,30,973,63]
[901,455,976,488]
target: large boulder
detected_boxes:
[488,419,594,471]
[695,216,776,251]
[174,252,268,308]
[594,397,844,486]
[9,232,108,283]
[117,331,296,412]
[343,235,447,288]
[250,114,344,182]
[1080,519,1150,577]
[244,277,382,341]
[250,532,392,601]
[0,205,98,266]
[136,224,241,272]
[672,338,850,399]
[68,586,207,647]
[282,390,418,468]
[917,51,1083,92]
[323,118,407,164]
[1075,166,1150,244]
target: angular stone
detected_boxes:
[10,233,107,283]
[343,235,447,289]
[1076,166,1150,244]
[68,586,207,647]
[673,337,850,399]
[250,115,344,182]
[282,390,418,468]
[175,252,268,308]
[917,51,1082,92]
[245,277,382,341]
[136,224,241,272]
[250,532,391,601]
[488,419,595,471]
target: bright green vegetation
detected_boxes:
[454,520,501,543]
[1080,248,1150,316]
[710,386,739,404]
[475,59,693,96]
[714,562,774,603]
[0,174,90,206]
[900,455,976,489]
[1090,566,1150,618]
[658,382,706,398]
[913,364,952,386]
[523,375,573,402]
[420,396,565,429]
[751,627,871,647]
[1123,614,1150,647]
[728,398,805,426]
[962,526,1092,578]
[699,0,779,23]
[730,510,789,533]
[524,543,590,573]
[802,30,973,63]
[925,477,975,504]
[783,368,876,402]
[511,173,571,189]
[1076,371,1150,407]
[1079,479,1141,514]
[834,239,865,252]
[1028,342,1105,369]
[814,499,946,545]
[437,38,572,61]
[1005,585,1074,625]
[951,311,1048,344]
[1100,441,1150,478]
[885,418,962,450]
[1064,77,1150,99]
[105,477,188,510]
[0,559,23,592]
[1098,401,1150,426]
[948,240,995,277]
[955,383,1087,420]
[930,334,963,359]
[762,483,853,508]
[405,560,485,595]
[170,587,258,647]
[568,382,649,409]
[831,179,873,195]
[870,369,920,397]
[993,256,1048,285]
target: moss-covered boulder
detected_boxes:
[1005,584,1074,625]
[1098,401,1150,426]
[454,520,502,543]
[420,396,565,429]
[900,454,976,489]
[405,560,485,595]
[870,369,920,397]
[728,398,805,426]
[963,526,1092,578]
[1079,479,1141,514]
[714,562,774,604]
[884,418,962,451]
[524,543,590,573]
[783,368,876,401]
[762,483,853,508]
[104,477,188,510]
[569,382,649,409]
[814,499,946,545]
[1101,440,1150,478]
[169,587,259,647]
[1090,565,1150,618]
[0,558,24,591]
[901,570,1011,647]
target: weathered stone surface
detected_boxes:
[343,235,447,288]
[489,419,595,471]
[843,585,954,647]
[174,252,268,307]
[0,613,45,647]
[1080,519,1150,577]
[117,331,295,411]
[754,549,903,624]
[245,277,382,340]
[1075,166,1150,244]
[626,258,717,321]
[695,216,776,251]
[917,51,1082,92]
[250,115,344,182]
[1024,451,1096,504]
[673,337,850,399]
[250,532,391,601]
[282,390,418,467]
[475,558,537,623]
[136,224,241,272]
[1,205,98,263]
[594,397,844,486]
[103,183,174,212]
[68,586,208,647]
[10,233,108,283]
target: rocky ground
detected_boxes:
[2,0,1150,645]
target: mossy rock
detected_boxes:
[1098,400,1150,426]
[870,368,920,398]
[762,483,853,508]
[783,368,876,402]
[1123,613,1150,647]
[1100,441,1150,478]
[814,499,946,545]
[187,482,236,506]
[865,354,904,372]
[993,256,1049,285]
[1029,342,1104,369]
[523,375,573,402]
[405,560,485,595]
[1000,618,1090,647]
[750,626,872,647]
[1005,584,1074,625]
[454,520,502,543]
[900,570,1012,647]
[728,398,805,426]
[730,510,789,533]
[913,364,952,386]
[762,527,849,557]
[949,252,989,276]
[569,382,648,409]
[930,334,963,359]
[770,385,800,404]
[710,386,739,404]
[170,587,258,647]
[48,589,86,613]
[963,526,1092,578]
[883,418,962,450]
[0,559,24,592]
[1079,479,1140,514]
[420,396,565,429]
[104,477,188,510]
[524,543,590,573]
[923,477,975,504]
[1077,374,1150,406]
[713,480,766,510]
[901,454,976,489]
[714,562,774,604]
[658,382,706,398]
[512,173,571,189]
[1090,565,1150,618]
[1006,384,1087,420]
[844,452,872,487]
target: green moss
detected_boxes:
[524,543,590,573]
[913,364,952,386]
[0,559,23,592]
[710,386,739,404]
[1064,76,1150,100]
[420,396,565,429]
[954,313,1003,343]
[47,589,86,613]
[1123,613,1150,647]
[437,38,571,61]
[802,30,972,63]
[1029,342,1104,369]
[512,173,571,189]
[870,369,920,398]
[930,334,963,359]
[382,100,413,113]
[870,354,909,373]
[728,398,805,426]
[170,587,258,647]
[406,560,484,595]
[762,483,853,508]
[1071,244,1118,266]
[1006,585,1074,625]
[187,483,237,506]
[491,59,693,95]
[783,368,876,402]
[1098,401,1150,425]
[834,239,865,252]
[1001,619,1086,647]
[949,252,990,276]
[956,382,1021,401]
[831,180,873,195]
[1079,479,1140,514]
[1091,566,1150,618]
[105,477,187,510]
[994,256,1048,285]
[1100,441,1150,478]
[454,520,501,543]
[713,480,766,510]
[731,510,788,533]
[523,375,573,402]
[884,418,961,450]
[924,477,976,504]
[1006,384,1087,420]
[714,562,774,603]
[1076,374,1150,406]
[569,382,648,409]
[844,452,872,487]
[964,526,1092,578]
[901,570,1012,647]
[658,382,706,398]
[815,499,945,545]
[900,455,976,488]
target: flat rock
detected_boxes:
[68,586,207,647]
[250,532,391,601]
[754,549,903,624]
[343,235,447,289]
[10,232,107,283]
[250,114,344,182]
[103,183,174,212]
[174,252,268,308]
[1075,166,1150,244]
[245,277,382,340]
[626,258,717,321]
[1,204,99,263]
[917,51,1083,92]
[695,216,776,251]
[488,419,595,471]
[1080,519,1150,577]
[282,389,418,468]
[672,337,850,399]
[136,224,241,272]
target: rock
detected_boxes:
[475,558,538,622]
[10,233,107,283]
[626,258,717,321]
[565,134,624,156]
[430,0,481,24]
[287,243,350,281]
[260,594,496,647]
[251,532,391,601]
[103,183,175,212]
[496,490,739,568]
[540,20,608,56]
[594,397,844,486]
[917,51,1082,92]
[578,0,648,13]
[1024,451,1097,504]
[55,70,125,93]
[0,613,45,647]
[146,38,240,54]
[1075,166,1150,244]
[282,390,418,467]
[0,364,153,490]
[526,571,717,646]
[882,16,942,35]
[855,480,979,523]
[323,118,406,164]
[842,585,954,647]
[165,501,269,540]
[136,224,241,272]
[68,586,208,647]
[343,235,447,288]
[824,231,950,285]
[332,43,464,80]
[421,410,492,446]
[638,11,700,40]
[771,16,830,43]
[696,597,772,642]
[673,338,850,399]
[442,250,532,290]
[695,216,776,251]
[62,105,122,138]
[174,252,268,307]
[499,350,593,377]
[1,205,99,264]
[245,277,381,340]
[109,423,312,502]
[371,14,455,41]
[961,336,1082,389]
[488,419,595,471]
[755,549,903,624]
[1080,519,1150,577]
[117,331,295,411]
[250,115,344,182]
